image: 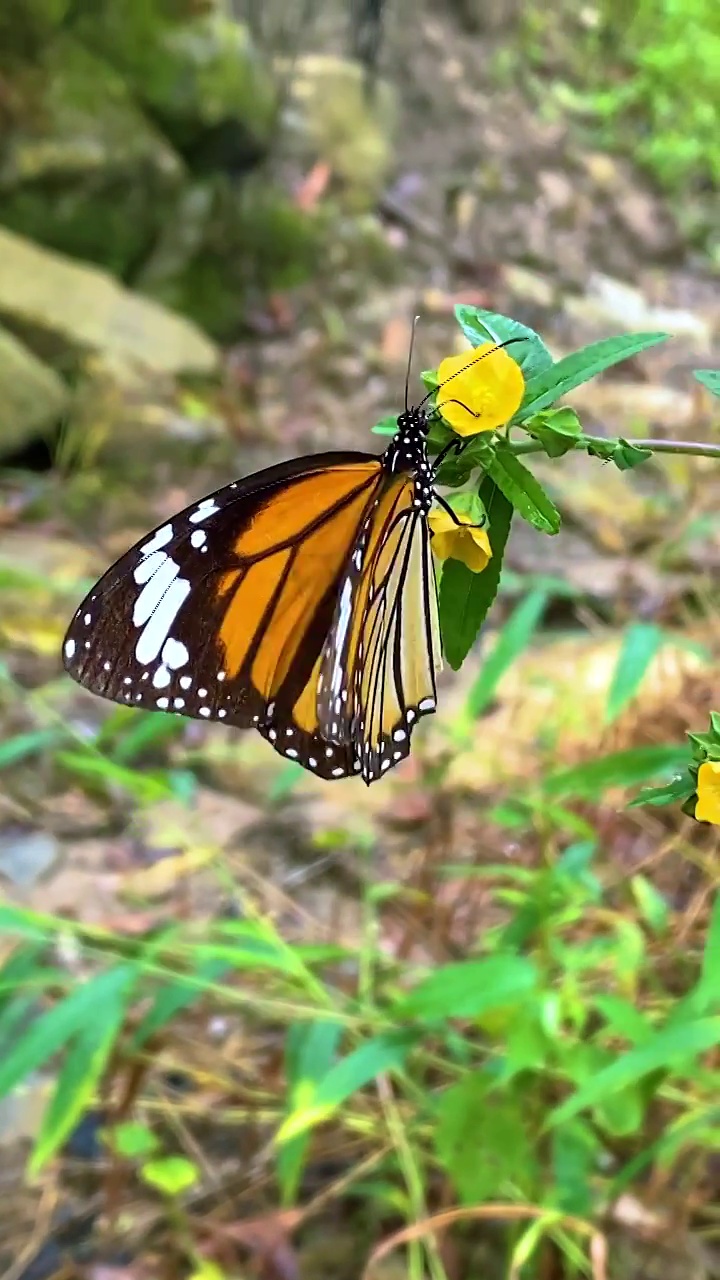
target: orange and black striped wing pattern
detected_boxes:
[318,474,441,782]
[62,452,387,779]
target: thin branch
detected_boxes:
[507,435,720,461]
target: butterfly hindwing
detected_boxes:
[318,475,441,782]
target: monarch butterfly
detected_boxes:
[62,338,502,784]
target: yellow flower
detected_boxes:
[436,341,525,436]
[695,760,720,824]
[428,507,492,573]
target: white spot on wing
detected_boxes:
[133,557,179,626]
[161,637,189,670]
[64,638,75,660]
[134,550,167,585]
[135,578,191,665]
[152,664,171,689]
[179,675,192,690]
[141,524,173,556]
[190,529,207,548]
[189,499,219,525]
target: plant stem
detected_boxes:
[508,435,720,461]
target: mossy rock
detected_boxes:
[138,176,321,339]
[0,324,69,453]
[76,8,278,159]
[0,0,72,62]
[0,37,184,276]
[0,226,218,377]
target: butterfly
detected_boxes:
[62,338,489,784]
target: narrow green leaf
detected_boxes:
[486,449,561,534]
[111,714,185,764]
[57,751,173,804]
[549,1018,720,1126]
[0,965,134,1104]
[132,959,230,1049]
[278,1019,343,1205]
[631,876,670,934]
[371,415,399,437]
[0,904,58,943]
[28,965,136,1172]
[627,773,692,808]
[606,622,665,723]
[0,730,63,770]
[697,893,720,1005]
[277,1031,416,1144]
[394,955,537,1021]
[544,745,688,799]
[694,369,720,398]
[516,333,669,421]
[454,305,553,383]
[438,479,513,670]
[465,589,547,719]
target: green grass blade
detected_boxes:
[549,1018,720,1126]
[465,589,547,720]
[606,622,665,723]
[29,965,136,1172]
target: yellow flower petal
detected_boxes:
[436,341,525,436]
[695,760,720,824]
[428,509,492,573]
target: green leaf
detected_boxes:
[611,440,653,471]
[394,955,537,1021]
[465,589,547,719]
[486,448,561,534]
[628,774,692,808]
[697,893,720,1007]
[436,1075,535,1203]
[544,745,688,799]
[594,1085,645,1137]
[694,369,720,398]
[549,1017,720,1126]
[606,622,665,723]
[278,1019,343,1205]
[277,1031,416,1144]
[585,436,653,471]
[0,964,135,1105]
[438,479,513,670]
[631,876,670,934]
[523,407,582,458]
[28,966,136,1172]
[550,1120,599,1215]
[454,305,553,384]
[110,1121,160,1159]
[141,1155,199,1196]
[516,333,669,421]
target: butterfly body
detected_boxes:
[63,405,441,783]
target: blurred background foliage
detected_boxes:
[0,1,719,1278]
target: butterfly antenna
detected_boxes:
[417,335,525,411]
[405,314,420,413]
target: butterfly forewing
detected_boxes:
[63,452,384,778]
